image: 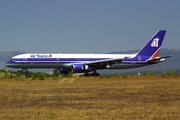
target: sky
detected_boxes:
[0,0,180,54]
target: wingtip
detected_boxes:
[169,55,174,57]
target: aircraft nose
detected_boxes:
[5,61,10,67]
[5,61,13,67]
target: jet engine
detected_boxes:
[59,68,70,74]
[73,64,91,73]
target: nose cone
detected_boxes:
[5,61,10,67]
[6,61,15,68]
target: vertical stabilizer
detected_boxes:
[136,30,166,59]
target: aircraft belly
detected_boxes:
[7,63,65,68]
[109,63,149,69]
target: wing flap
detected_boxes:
[84,57,129,67]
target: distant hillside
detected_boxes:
[0,49,179,72]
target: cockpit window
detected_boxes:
[11,58,17,61]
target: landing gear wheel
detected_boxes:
[95,73,100,76]
[92,73,95,76]
[92,73,100,76]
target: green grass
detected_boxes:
[122,75,128,78]
[0,72,5,78]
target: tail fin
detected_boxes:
[136,30,166,59]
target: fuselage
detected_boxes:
[6,53,160,70]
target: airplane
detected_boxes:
[6,30,173,76]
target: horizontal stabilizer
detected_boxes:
[146,55,174,62]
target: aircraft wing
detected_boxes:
[146,55,174,62]
[84,57,130,67]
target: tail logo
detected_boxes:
[151,38,159,47]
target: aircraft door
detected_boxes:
[56,55,59,63]
[138,56,141,61]
[23,55,27,63]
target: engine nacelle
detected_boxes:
[60,68,70,74]
[73,64,91,73]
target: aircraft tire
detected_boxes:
[95,73,100,76]
[92,73,100,76]
[92,73,95,76]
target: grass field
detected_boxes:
[0,76,180,119]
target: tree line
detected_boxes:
[0,69,179,80]
[0,68,61,80]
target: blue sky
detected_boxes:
[0,0,180,54]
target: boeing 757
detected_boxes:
[6,30,173,76]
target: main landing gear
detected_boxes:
[92,68,100,76]
[84,72,100,76]
[84,68,100,76]
[92,73,100,76]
